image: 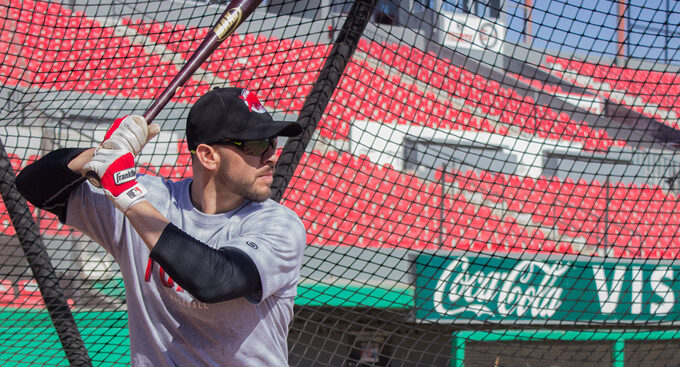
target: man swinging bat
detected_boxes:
[16,87,306,366]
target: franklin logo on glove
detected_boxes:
[115,168,137,185]
[82,115,159,213]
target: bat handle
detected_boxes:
[143,88,174,124]
[84,87,168,188]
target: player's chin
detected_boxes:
[246,183,272,202]
[256,174,273,186]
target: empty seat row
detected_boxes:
[2,1,632,152]
[0,0,210,103]
[449,168,680,257]
[284,151,583,255]
[544,55,680,124]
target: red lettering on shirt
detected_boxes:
[144,258,154,282]
[144,258,184,293]
[158,267,174,288]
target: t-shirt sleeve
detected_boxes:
[224,205,306,303]
[64,181,128,258]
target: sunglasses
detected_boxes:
[211,137,278,157]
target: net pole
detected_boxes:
[271,0,378,202]
[0,138,92,366]
[616,0,627,65]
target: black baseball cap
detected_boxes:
[186,87,302,151]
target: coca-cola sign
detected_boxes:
[414,254,680,325]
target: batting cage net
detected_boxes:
[1,0,680,365]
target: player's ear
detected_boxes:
[194,144,219,171]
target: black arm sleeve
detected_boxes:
[149,223,262,304]
[15,148,88,223]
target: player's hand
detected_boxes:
[83,140,147,213]
[102,115,161,156]
[83,115,159,188]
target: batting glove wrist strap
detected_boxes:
[109,181,147,213]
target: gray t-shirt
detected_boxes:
[66,175,306,366]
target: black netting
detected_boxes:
[1,0,680,365]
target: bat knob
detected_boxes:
[85,171,103,188]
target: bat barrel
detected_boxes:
[142,0,263,124]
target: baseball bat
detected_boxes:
[86,0,262,187]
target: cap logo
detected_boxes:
[240,89,267,114]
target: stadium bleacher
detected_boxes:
[0,0,210,102]
[5,139,677,261]
[351,40,628,151]
[284,150,561,253]
[454,168,680,258]
[0,0,631,153]
[280,148,680,259]
[100,15,632,151]
[543,55,680,129]
[124,18,328,111]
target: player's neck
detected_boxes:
[190,180,244,214]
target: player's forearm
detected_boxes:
[124,201,170,251]
[67,148,96,176]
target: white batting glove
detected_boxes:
[102,115,161,156]
[83,139,148,213]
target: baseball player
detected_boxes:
[16,87,307,366]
